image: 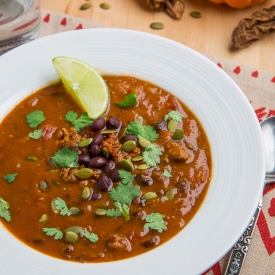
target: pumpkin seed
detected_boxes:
[48,158,57,167]
[102,147,109,158]
[172,129,184,141]
[81,187,92,200]
[80,3,91,10]
[100,3,110,9]
[118,127,127,140]
[65,226,83,234]
[137,164,151,170]
[39,180,48,191]
[132,155,144,162]
[101,129,116,134]
[95,208,107,216]
[121,140,136,152]
[75,168,93,179]
[139,137,151,148]
[119,159,134,171]
[39,214,48,224]
[51,199,59,214]
[66,231,78,243]
[167,120,178,131]
[143,192,157,200]
[79,138,92,147]
[150,22,164,30]
[69,207,81,215]
[26,156,38,162]
[190,11,201,18]
[166,189,174,200]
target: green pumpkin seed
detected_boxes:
[65,226,83,234]
[26,156,38,162]
[167,120,178,131]
[166,189,174,200]
[79,138,92,147]
[101,129,117,134]
[75,168,93,179]
[69,207,81,215]
[80,3,91,10]
[121,140,136,152]
[95,208,107,216]
[131,155,144,162]
[39,180,48,191]
[150,22,164,30]
[139,138,151,148]
[48,158,57,167]
[66,231,78,243]
[172,129,184,141]
[143,192,157,200]
[118,127,127,140]
[119,159,134,171]
[190,11,201,18]
[51,199,59,214]
[100,3,110,9]
[102,147,109,158]
[137,164,151,170]
[39,214,48,224]
[81,187,92,200]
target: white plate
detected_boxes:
[0,29,265,275]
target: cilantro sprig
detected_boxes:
[65,111,93,132]
[164,110,184,122]
[143,144,162,166]
[42,228,63,240]
[144,213,166,233]
[0,198,11,222]
[50,147,79,168]
[163,169,172,178]
[28,129,43,140]
[127,120,158,142]
[3,173,17,184]
[80,230,99,243]
[26,110,46,128]
[53,197,72,216]
[114,91,138,108]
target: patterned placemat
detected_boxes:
[40,9,275,275]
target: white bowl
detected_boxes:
[0,29,265,275]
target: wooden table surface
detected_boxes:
[40,0,275,73]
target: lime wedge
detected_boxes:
[52,56,109,119]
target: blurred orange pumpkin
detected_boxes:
[209,0,266,9]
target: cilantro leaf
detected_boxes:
[114,91,138,108]
[50,147,78,168]
[109,182,140,205]
[26,110,46,128]
[163,169,172,178]
[53,197,71,216]
[127,120,158,142]
[81,230,99,243]
[106,208,122,217]
[3,173,17,184]
[42,228,63,240]
[28,129,43,140]
[114,202,130,221]
[118,170,134,185]
[164,110,184,122]
[143,144,162,166]
[144,213,166,233]
[65,111,93,132]
[65,111,78,123]
[0,198,11,222]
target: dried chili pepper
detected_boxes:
[146,0,185,20]
[231,5,275,49]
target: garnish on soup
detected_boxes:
[0,58,211,263]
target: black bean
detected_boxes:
[91,117,106,131]
[121,134,137,144]
[154,120,167,131]
[89,156,107,168]
[91,133,104,146]
[78,153,90,165]
[107,116,122,129]
[90,145,101,156]
[142,236,160,247]
[103,160,116,175]
[109,169,120,182]
[96,175,113,191]
[136,174,153,186]
[90,193,102,200]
